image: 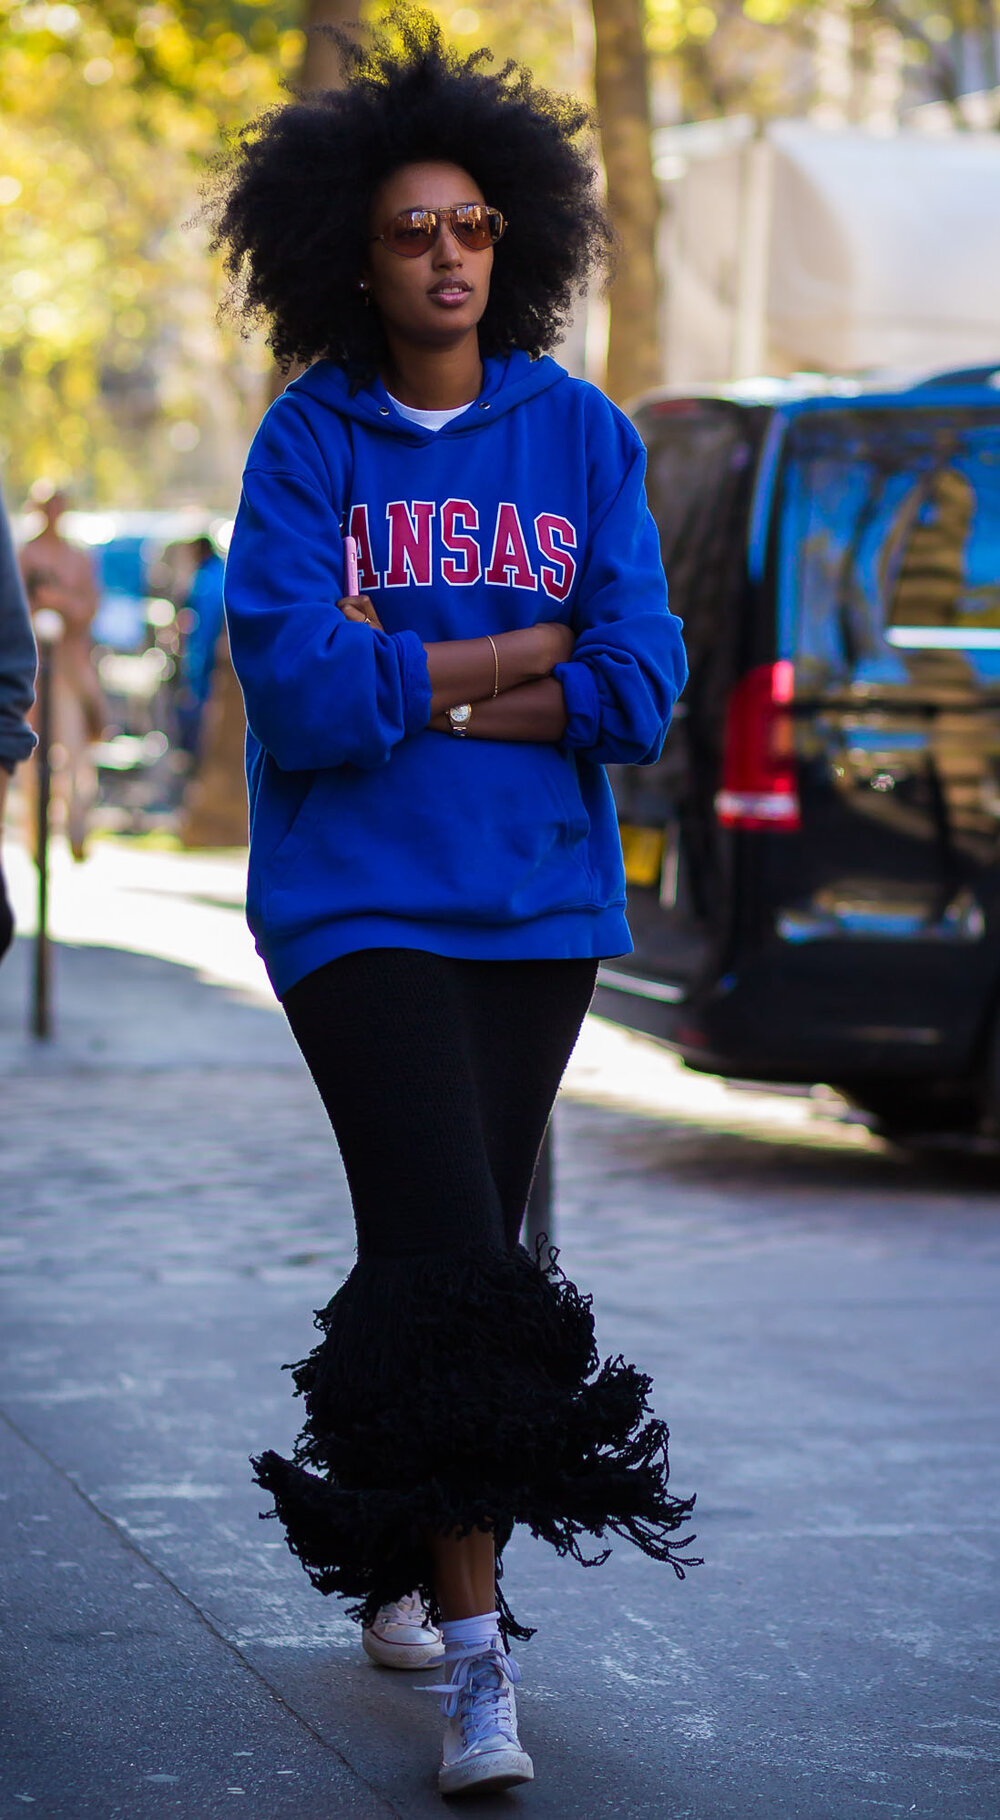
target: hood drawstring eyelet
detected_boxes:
[479,401,491,411]
[378,406,390,416]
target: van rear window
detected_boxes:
[782,409,1000,690]
[638,403,758,668]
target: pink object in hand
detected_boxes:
[343,534,360,598]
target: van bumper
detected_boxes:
[594,957,963,1085]
[593,965,689,1046]
[594,963,786,1076]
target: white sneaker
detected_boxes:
[362,1592,445,1670]
[428,1639,534,1797]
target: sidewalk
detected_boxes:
[2,838,999,1818]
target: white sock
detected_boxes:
[440,1611,502,1665]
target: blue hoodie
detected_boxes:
[224,351,686,997]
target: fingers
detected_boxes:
[531,621,575,670]
[338,595,383,630]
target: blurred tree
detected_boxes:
[261,0,361,406]
[643,0,1000,128]
[428,0,592,90]
[592,0,661,402]
[298,0,361,87]
[857,0,1000,126]
[0,1,303,506]
[645,0,823,120]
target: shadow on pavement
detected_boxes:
[0,935,297,1073]
[595,1108,1000,1198]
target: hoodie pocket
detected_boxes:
[257,735,598,941]
[245,763,314,935]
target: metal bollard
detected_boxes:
[30,609,64,1041]
[524,1119,554,1255]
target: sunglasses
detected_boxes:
[370,203,507,259]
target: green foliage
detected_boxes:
[3,0,985,508]
[423,1,590,101]
[643,0,825,121]
[0,1,302,505]
[641,0,1000,126]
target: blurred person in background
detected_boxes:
[176,534,226,761]
[18,484,104,862]
[0,485,36,961]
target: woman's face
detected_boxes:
[364,161,493,351]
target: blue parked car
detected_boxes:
[597,366,1000,1142]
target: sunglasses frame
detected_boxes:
[369,204,507,259]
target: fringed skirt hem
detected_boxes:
[252,1244,698,1640]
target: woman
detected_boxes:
[18,486,103,864]
[217,13,695,1798]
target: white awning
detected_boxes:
[655,116,1000,379]
[767,120,1000,372]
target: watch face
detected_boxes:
[450,704,472,726]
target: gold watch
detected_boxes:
[448,703,472,738]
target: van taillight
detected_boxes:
[715,661,800,831]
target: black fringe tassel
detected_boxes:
[252,1242,698,1640]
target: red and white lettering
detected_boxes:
[347,503,380,591]
[535,513,578,603]
[384,500,436,587]
[484,502,538,591]
[440,499,481,586]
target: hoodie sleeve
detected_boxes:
[553,401,686,767]
[0,487,37,772]
[224,408,431,774]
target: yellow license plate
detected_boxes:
[619,823,665,888]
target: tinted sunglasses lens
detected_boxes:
[450,206,496,250]
[384,211,437,256]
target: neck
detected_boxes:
[381,335,483,411]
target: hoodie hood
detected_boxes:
[287,350,568,441]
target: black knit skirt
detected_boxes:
[252,948,696,1639]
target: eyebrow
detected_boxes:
[386,200,485,212]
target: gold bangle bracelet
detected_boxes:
[486,633,500,699]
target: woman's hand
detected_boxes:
[339,593,384,631]
[531,621,575,672]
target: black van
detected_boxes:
[596,370,1000,1140]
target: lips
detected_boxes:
[428,281,471,303]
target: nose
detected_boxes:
[432,222,463,267]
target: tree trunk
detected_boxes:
[177,626,249,849]
[265,0,361,407]
[299,0,362,95]
[590,0,662,403]
[180,1,361,850]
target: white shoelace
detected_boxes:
[375,1591,429,1629]
[425,1641,522,1747]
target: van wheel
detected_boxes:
[841,1083,981,1143]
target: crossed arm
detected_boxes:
[338,592,570,743]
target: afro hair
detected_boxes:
[212,6,612,376]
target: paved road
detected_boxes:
[1,840,998,1819]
